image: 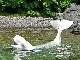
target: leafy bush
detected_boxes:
[0,0,78,17]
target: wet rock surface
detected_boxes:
[0,16,53,29]
[63,3,80,33]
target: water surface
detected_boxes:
[0,29,80,60]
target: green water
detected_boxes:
[0,29,80,60]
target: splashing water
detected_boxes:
[12,44,74,60]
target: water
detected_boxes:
[0,29,80,60]
[0,43,80,60]
[10,44,79,60]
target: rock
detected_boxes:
[63,3,80,33]
[0,16,53,29]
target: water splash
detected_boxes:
[12,44,74,60]
[54,44,74,58]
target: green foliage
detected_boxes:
[0,0,78,17]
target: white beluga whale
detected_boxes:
[11,19,73,51]
[11,35,34,50]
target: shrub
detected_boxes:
[0,0,78,17]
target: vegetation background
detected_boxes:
[0,0,79,17]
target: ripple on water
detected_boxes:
[1,43,80,60]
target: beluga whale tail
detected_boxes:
[49,19,73,46]
[50,19,73,30]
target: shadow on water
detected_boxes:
[0,29,80,60]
